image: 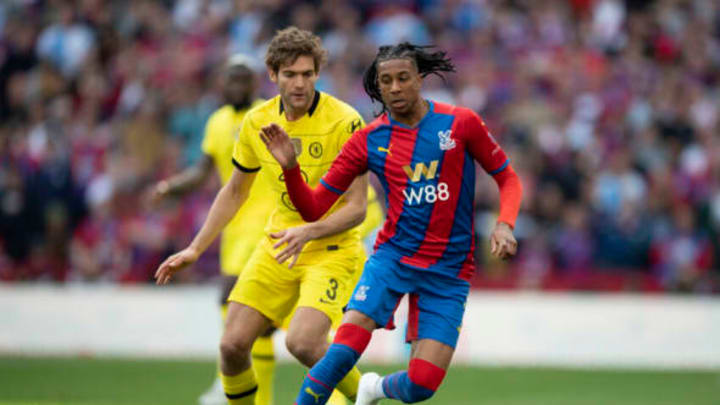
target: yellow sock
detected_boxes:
[251,335,275,405]
[335,366,361,401]
[221,368,257,405]
[327,390,348,405]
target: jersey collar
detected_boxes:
[387,100,434,130]
[279,90,321,117]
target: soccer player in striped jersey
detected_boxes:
[260,42,523,405]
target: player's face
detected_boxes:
[376,58,423,116]
[224,66,255,108]
[269,55,318,114]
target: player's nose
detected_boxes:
[390,80,402,93]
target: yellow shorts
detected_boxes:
[279,244,368,330]
[228,237,364,328]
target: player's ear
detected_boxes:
[268,68,278,83]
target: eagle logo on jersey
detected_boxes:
[438,129,456,151]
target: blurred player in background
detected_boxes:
[260,42,523,405]
[154,27,373,405]
[147,55,275,405]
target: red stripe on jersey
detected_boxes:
[374,126,418,247]
[401,118,465,267]
[457,219,476,280]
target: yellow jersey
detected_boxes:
[232,91,365,254]
[201,100,271,274]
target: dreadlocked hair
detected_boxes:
[363,42,456,114]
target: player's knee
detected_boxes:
[219,332,253,363]
[285,333,322,366]
[406,358,446,402]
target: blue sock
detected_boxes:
[295,324,370,405]
[382,371,435,403]
[295,344,359,405]
[381,358,445,403]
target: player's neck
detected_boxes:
[389,99,429,128]
[230,100,250,111]
[285,107,306,121]
[282,90,316,122]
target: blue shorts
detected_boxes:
[346,248,470,349]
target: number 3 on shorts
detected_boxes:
[325,278,338,301]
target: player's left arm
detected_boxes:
[463,110,523,260]
[270,174,368,267]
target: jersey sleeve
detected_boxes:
[462,109,509,175]
[231,114,261,172]
[320,129,369,195]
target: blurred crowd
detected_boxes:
[1,0,719,293]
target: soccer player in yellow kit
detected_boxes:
[155,27,371,405]
[151,54,383,405]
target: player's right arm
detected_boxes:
[148,111,221,204]
[260,123,367,222]
[147,154,214,204]
[155,168,256,284]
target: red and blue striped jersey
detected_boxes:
[320,101,509,280]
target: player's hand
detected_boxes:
[490,222,517,260]
[259,123,297,170]
[144,180,170,208]
[270,225,314,268]
[154,247,200,285]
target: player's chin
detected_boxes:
[388,104,409,116]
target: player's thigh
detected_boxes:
[228,248,300,324]
[286,306,332,345]
[296,251,358,327]
[341,309,378,332]
[222,301,273,349]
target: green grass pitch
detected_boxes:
[0,356,718,404]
